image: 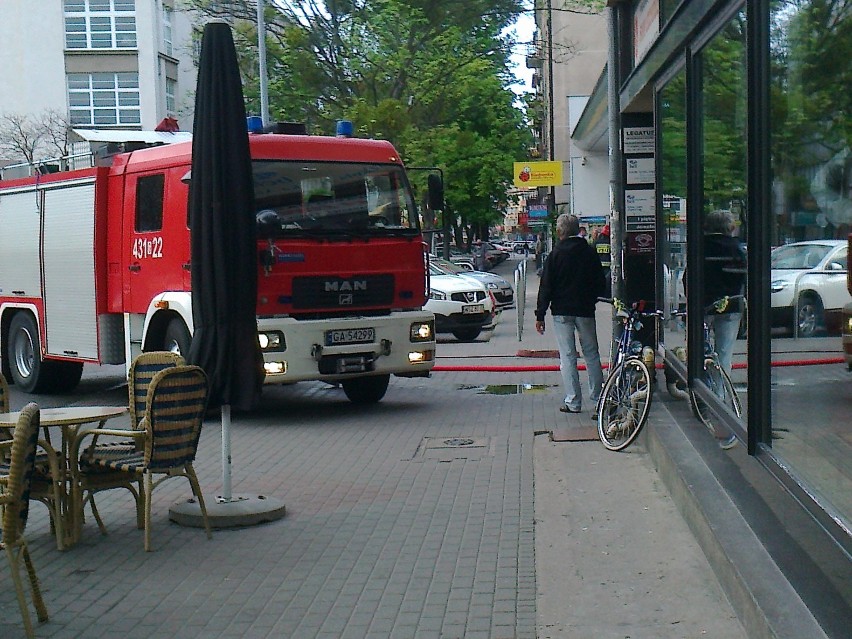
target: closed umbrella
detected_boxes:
[171,21,284,526]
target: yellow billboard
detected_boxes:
[513,161,563,187]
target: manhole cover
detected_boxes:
[443,437,476,447]
[413,436,492,460]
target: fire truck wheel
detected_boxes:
[164,318,192,357]
[8,312,48,393]
[342,374,390,404]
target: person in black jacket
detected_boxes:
[702,210,746,374]
[535,214,606,416]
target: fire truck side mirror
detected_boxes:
[427,174,444,211]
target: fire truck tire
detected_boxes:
[164,318,192,357]
[8,312,49,393]
[47,361,84,394]
[341,374,390,404]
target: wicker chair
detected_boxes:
[0,374,67,550]
[0,403,49,638]
[80,365,212,551]
[82,351,185,534]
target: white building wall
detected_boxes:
[0,4,68,115]
[544,9,607,213]
[0,0,198,165]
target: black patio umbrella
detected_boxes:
[187,21,264,500]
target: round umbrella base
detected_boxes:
[169,493,286,529]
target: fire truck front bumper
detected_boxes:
[256,312,436,383]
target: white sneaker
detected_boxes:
[718,434,738,450]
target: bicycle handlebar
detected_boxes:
[671,295,745,317]
[598,297,663,318]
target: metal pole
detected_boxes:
[607,5,623,361]
[546,0,556,216]
[257,0,270,126]
[221,404,232,501]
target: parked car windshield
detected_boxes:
[770,243,832,269]
[252,161,419,237]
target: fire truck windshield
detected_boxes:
[252,161,419,237]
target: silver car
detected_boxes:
[430,256,515,309]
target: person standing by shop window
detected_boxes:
[535,214,605,417]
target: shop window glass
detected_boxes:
[659,68,687,364]
[696,10,748,437]
[770,1,851,525]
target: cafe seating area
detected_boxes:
[0,353,213,636]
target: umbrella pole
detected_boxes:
[222,404,232,501]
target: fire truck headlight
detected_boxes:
[258,331,285,351]
[264,361,286,375]
[408,349,434,364]
[410,320,434,342]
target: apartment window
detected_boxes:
[165,78,176,115]
[68,73,141,126]
[64,0,137,50]
[163,6,173,56]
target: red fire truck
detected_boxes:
[0,129,436,403]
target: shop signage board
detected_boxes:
[512,161,563,187]
[626,157,655,184]
[623,127,655,154]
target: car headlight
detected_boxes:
[430,289,446,300]
[770,280,788,293]
[485,282,498,289]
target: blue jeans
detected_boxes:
[705,313,741,373]
[552,315,604,411]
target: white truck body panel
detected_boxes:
[41,180,100,360]
[0,189,42,298]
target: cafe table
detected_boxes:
[0,405,128,550]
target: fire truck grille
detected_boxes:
[291,274,395,309]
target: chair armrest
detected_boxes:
[76,427,144,463]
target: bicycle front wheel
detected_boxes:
[689,357,742,436]
[597,358,653,451]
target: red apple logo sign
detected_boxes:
[519,166,531,182]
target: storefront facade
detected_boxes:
[600,0,850,558]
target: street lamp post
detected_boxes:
[257,0,270,127]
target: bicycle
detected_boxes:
[595,298,662,451]
[672,296,743,448]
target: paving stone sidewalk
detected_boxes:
[0,256,743,638]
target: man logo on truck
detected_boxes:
[325,280,367,292]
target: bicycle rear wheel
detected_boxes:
[689,357,742,436]
[597,358,653,451]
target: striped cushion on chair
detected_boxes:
[144,367,208,471]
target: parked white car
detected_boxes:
[770,240,849,337]
[430,256,515,308]
[426,263,496,341]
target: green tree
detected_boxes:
[185,0,533,246]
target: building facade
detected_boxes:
[0,0,197,166]
[568,0,851,632]
[531,2,608,225]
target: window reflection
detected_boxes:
[697,10,748,432]
[660,68,687,361]
[770,1,851,526]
